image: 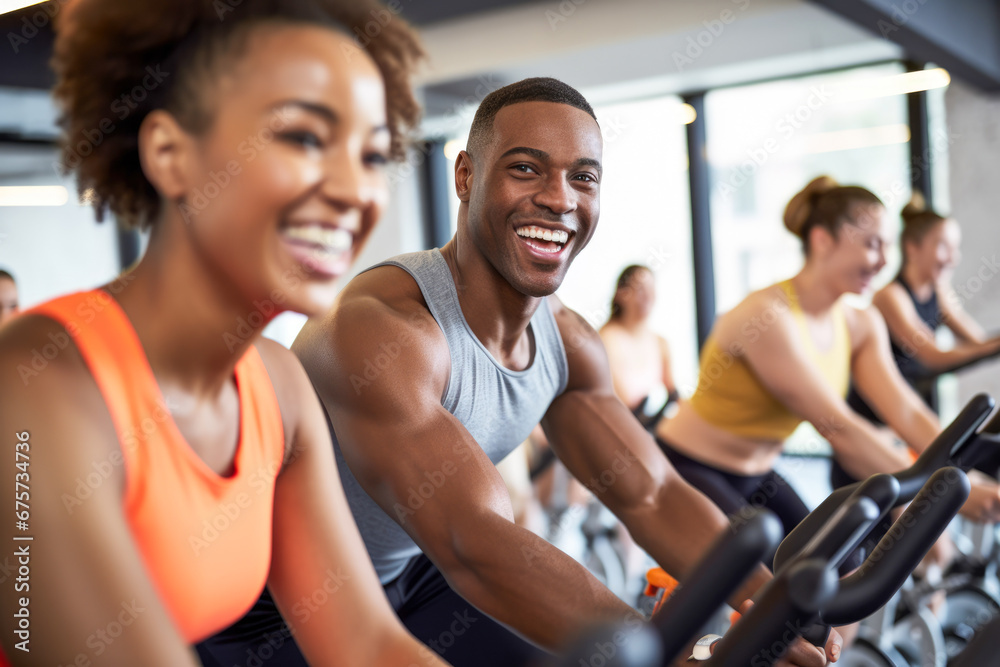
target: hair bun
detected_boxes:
[901,190,928,224]
[784,175,839,237]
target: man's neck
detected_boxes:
[438,237,541,372]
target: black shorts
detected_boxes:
[196,554,550,667]
[656,437,810,570]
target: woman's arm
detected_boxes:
[938,284,1000,371]
[850,306,940,450]
[728,292,912,479]
[851,308,1000,522]
[258,340,449,667]
[598,325,635,407]
[873,284,1000,372]
[658,335,679,400]
[0,316,199,666]
[937,282,989,344]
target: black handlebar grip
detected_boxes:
[896,393,994,498]
[774,474,897,574]
[706,559,838,667]
[790,493,882,567]
[773,395,992,572]
[981,403,1000,435]
[652,508,783,664]
[960,405,1000,473]
[822,467,970,625]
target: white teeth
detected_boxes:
[283,225,353,252]
[516,226,568,245]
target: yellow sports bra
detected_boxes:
[688,279,851,441]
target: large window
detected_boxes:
[705,63,912,313]
[556,96,698,394]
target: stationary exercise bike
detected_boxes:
[832,398,1000,666]
[546,394,998,667]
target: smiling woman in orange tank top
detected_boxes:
[0,2,451,666]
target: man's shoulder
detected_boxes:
[292,264,446,400]
[547,295,599,342]
[544,295,613,394]
[339,263,429,319]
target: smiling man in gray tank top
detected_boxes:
[287,78,840,667]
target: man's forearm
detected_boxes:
[439,516,636,649]
[614,474,767,611]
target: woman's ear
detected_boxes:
[138,109,195,203]
[808,224,835,256]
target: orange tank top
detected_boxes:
[26,290,285,642]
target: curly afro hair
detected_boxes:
[52,0,425,228]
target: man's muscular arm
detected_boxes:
[292,268,635,650]
[542,297,838,667]
[543,298,761,604]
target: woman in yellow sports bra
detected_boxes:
[654,176,1000,550]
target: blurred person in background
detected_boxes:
[846,191,1000,429]
[600,264,680,431]
[0,269,19,327]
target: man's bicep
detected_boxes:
[314,297,464,488]
[332,394,516,565]
[311,305,514,559]
[553,299,618,395]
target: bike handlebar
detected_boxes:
[650,509,783,663]
[705,495,879,666]
[821,467,970,625]
[548,509,783,667]
[773,393,994,571]
[714,468,969,665]
[546,394,995,667]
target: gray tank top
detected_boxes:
[331,248,570,583]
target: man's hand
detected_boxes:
[732,600,842,666]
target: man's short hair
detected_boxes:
[466,77,597,160]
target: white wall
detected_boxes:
[0,146,121,310]
[944,80,1000,406]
